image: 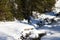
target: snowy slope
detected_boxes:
[31,12,60,40]
[0,17,60,40]
[0,21,35,40]
[0,20,46,40]
[41,21,60,40]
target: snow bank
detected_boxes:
[0,21,34,40]
[39,14,55,19]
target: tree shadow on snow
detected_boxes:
[0,32,15,40]
[42,36,60,40]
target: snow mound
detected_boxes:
[0,21,34,40]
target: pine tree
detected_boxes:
[13,0,24,20]
[15,0,56,23]
[30,0,56,13]
[0,0,14,21]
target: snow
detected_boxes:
[4,14,60,40]
[0,21,35,40]
[31,12,60,40]
[0,20,46,40]
[0,32,15,40]
[55,0,60,7]
[55,0,60,13]
[39,14,55,19]
[41,21,60,40]
[0,14,60,40]
[29,29,46,38]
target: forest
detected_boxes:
[0,0,56,21]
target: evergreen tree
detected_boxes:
[13,0,24,20]
[0,0,14,21]
[15,0,56,23]
[30,0,56,13]
[0,0,56,21]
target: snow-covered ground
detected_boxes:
[0,21,35,40]
[0,20,46,40]
[41,21,60,40]
[0,15,60,40]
